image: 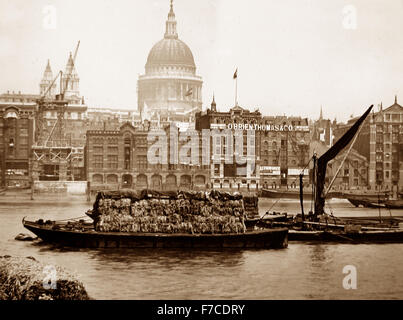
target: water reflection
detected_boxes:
[2,201,403,299]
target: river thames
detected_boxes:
[1,197,402,300]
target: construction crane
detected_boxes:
[44,40,80,146]
[32,41,81,182]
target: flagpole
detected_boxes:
[235,76,237,106]
[234,68,238,106]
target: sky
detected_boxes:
[1,0,403,122]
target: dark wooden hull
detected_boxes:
[384,200,403,209]
[347,198,383,208]
[347,198,403,209]
[288,229,403,243]
[23,220,288,249]
[260,189,339,199]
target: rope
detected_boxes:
[53,215,90,222]
[311,156,316,213]
[263,157,312,217]
[324,120,364,197]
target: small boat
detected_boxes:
[22,217,288,249]
[288,228,403,243]
[385,200,403,209]
[259,188,340,199]
[346,198,385,208]
[347,197,403,209]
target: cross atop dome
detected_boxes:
[165,0,178,39]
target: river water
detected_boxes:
[1,197,402,300]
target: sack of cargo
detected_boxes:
[93,189,248,234]
[344,224,362,233]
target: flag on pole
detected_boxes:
[185,88,193,97]
[233,68,238,79]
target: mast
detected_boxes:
[299,173,304,221]
[314,105,373,217]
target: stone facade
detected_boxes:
[260,116,310,189]
[368,99,403,193]
[333,98,403,193]
[327,149,369,191]
[195,102,311,192]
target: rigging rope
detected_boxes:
[52,215,90,222]
[263,157,312,216]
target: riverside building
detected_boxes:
[333,97,403,194]
[195,99,311,192]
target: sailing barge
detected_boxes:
[259,105,403,243]
[22,190,288,249]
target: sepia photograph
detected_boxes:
[0,0,402,307]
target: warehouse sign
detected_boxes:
[260,166,281,175]
[288,168,309,176]
[227,123,309,132]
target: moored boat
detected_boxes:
[22,218,289,249]
[260,188,340,199]
[262,105,403,243]
[288,228,403,243]
[346,197,403,209]
[22,189,289,249]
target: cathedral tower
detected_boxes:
[39,59,57,97]
[62,52,80,100]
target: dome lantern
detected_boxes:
[165,0,178,39]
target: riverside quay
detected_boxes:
[85,104,311,193]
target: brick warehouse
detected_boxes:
[0,105,35,188]
[333,97,403,194]
[85,121,210,193]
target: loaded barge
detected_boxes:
[22,190,288,249]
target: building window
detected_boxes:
[137,155,147,170]
[107,155,118,169]
[93,146,103,154]
[94,155,103,169]
[107,146,118,154]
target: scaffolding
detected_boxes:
[31,42,81,182]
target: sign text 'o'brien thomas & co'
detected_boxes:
[226,123,309,132]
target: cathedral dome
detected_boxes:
[146,38,195,69]
[137,1,203,114]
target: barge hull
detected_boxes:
[23,221,288,249]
